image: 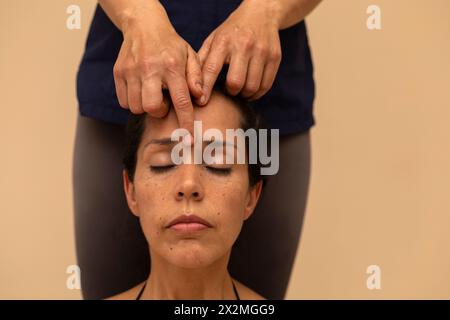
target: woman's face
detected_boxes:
[123,92,262,269]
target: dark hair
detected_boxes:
[122,82,269,189]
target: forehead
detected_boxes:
[143,92,242,140]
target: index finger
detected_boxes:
[165,75,195,136]
[200,43,228,105]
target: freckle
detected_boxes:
[169,247,173,251]
[217,211,221,216]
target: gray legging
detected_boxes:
[72,114,311,300]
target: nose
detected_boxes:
[175,165,204,202]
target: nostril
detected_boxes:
[178,192,184,197]
[193,192,199,197]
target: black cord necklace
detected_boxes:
[136,279,240,300]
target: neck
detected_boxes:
[141,250,236,300]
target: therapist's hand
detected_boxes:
[197,0,282,104]
[112,2,204,136]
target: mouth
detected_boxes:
[166,214,212,233]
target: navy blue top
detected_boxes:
[77,0,315,136]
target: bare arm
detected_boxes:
[267,0,323,30]
[98,0,165,31]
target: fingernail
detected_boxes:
[183,133,193,147]
[200,95,206,105]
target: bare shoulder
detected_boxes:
[104,281,146,300]
[233,279,266,300]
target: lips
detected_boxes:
[166,214,212,230]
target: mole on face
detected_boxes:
[217,211,221,216]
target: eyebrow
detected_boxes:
[142,137,238,151]
[145,137,175,146]
[205,139,238,150]
[141,138,174,154]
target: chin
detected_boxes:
[166,246,221,269]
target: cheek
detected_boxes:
[134,176,170,241]
[209,178,249,242]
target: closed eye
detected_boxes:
[149,165,231,175]
[205,166,232,175]
[150,165,175,173]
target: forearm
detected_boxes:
[98,0,169,32]
[244,0,322,30]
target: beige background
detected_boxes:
[1,0,449,299]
